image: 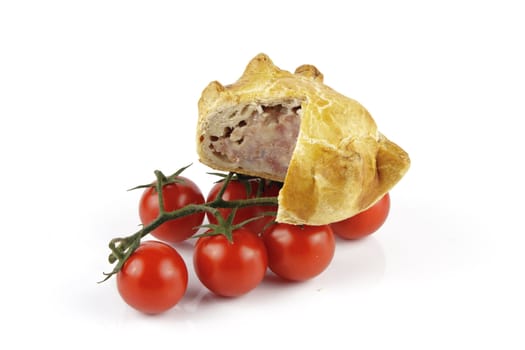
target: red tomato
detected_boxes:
[116,241,188,314]
[139,176,205,243]
[331,193,390,240]
[256,180,281,233]
[207,180,279,235]
[263,223,335,281]
[193,229,268,297]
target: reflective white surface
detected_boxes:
[1,0,524,349]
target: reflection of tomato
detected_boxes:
[193,229,268,297]
[207,180,280,234]
[117,241,188,314]
[139,176,205,243]
[331,193,390,240]
[263,223,335,281]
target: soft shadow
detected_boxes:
[261,270,299,286]
[327,235,387,287]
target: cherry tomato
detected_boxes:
[207,180,279,235]
[193,228,268,297]
[254,180,281,234]
[331,193,390,240]
[139,176,205,243]
[263,223,335,281]
[117,241,188,314]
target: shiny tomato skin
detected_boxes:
[248,180,281,235]
[116,241,188,314]
[331,193,390,240]
[263,223,335,282]
[139,176,205,243]
[193,229,268,297]
[207,180,278,235]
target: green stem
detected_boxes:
[214,172,234,200]
[154,170,168,214]
[137,196,278,240]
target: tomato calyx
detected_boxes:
[101,168,279,283]
[208,172,266,198]
[128,164,193,192]
[195,208,239,243]
[197,207,276,243]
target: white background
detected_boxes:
[1,0,524,349]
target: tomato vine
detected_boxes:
[100,169,279,283]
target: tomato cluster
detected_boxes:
[115,174,390,314]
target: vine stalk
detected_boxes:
[99,170,279,283]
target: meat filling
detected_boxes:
[206,100,302,179]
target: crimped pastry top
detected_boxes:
[197,53,410,225]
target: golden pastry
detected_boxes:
[197,53,410,225]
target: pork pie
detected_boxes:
[197,54,410,225]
